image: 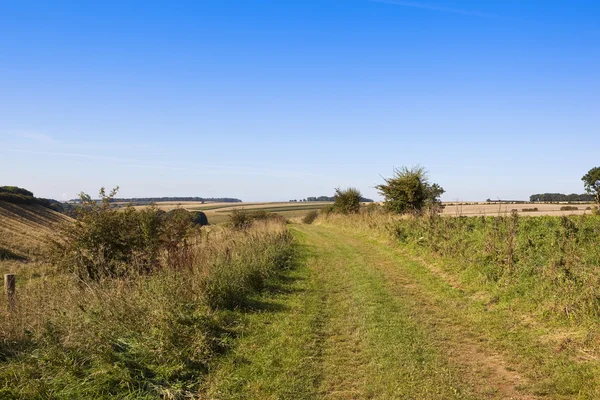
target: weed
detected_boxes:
[302,210,319,224]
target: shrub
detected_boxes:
[333,187,362,214]
[229,209,285,228]
[375,165,445,215]
[302,210,319,224]
[364,202,382,214]
[48,188,194,281]
[229,209,252,229]
[378,213,600,321]
[1,219,294,398]
[321,204,335,216]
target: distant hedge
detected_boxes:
[0,186,34,197]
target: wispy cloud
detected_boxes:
[15,132,56,143]
[0,148,186,171]
[369,0,499,19]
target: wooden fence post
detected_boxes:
[4,274,15,312]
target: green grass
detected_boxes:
[0,221,293,399]
[320,213,600,398]
[201,225,480,399]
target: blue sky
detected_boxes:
[1,0,598,201]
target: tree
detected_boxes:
[333,187,362,214]
[376,165,445,214]
[582,167,600,205]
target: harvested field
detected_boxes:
[441,202,596,217]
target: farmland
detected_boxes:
[441,202,597,217]
[127,200,596,226]
[3,196,600,398]
[133,201,333,224]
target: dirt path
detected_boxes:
[203,224,540,399]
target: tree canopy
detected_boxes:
[582,167,600,204]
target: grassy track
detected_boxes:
[201,222,600,399]
[203,224,513,399]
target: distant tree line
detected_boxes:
[290,196,374,202]
[68,196,242,204]
[0,186,65,212]
[529,193,595,202]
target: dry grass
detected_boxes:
[0,218,293,398]
[0,201,71,258]
[0,201,71,279]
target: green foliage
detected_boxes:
[530,193,594,202]
[49,187,194,281]
[229,209,252,229]
[302,210,319,224]
[376,165,445,215]
[321,204,335,216]
[333,187,361,214]
[386,213,600,321]
[0,186,64,212]
[0,186,34,197]
[229,209,285,229]
[201,225,293,309]
[305,195,374,202]
[582,167,600,204]
[1,219,293,398]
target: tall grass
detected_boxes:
[0,220,293,398]
[320,210,600,325]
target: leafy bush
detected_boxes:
[229,209,285,229]
[321,204,335,216]
[229,209,253,228]
[333,187,362,214]
[49,188,194,281]
[1,219,293,398]
[382,213,600,321]
[376,165,444,214]
[302,210,319,224]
